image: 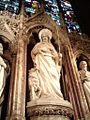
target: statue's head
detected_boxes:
[79,61,87,70]
[0,43,3,55]
[39,28,52,43]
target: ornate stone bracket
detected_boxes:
[27,105,73,118]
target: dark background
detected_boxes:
[70,0,90,37]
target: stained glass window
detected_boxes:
[24,0,61,25]
[43,0,61,25]
[0,0,81,34]
[60,0,81,34]
[0,0,19,15]
[24,0,40,16]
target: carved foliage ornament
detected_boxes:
[0,11,20,39]
[27,105,73,118]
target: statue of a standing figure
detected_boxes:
[28,28,63,101]
[0,43,10,118]
[79,60,90,106]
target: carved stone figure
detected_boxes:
[79,60,90,105]
[28,28,63,101]
[0,43,10,118]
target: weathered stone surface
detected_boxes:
[30,115,70,120]
[27,97,73,120]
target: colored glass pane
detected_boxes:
[44,0,61,25]
[24,0,40,16]
[60,0,81,34]
[0,0,19,15]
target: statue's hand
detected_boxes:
[81,77,89,83]
[3,63,7,69]
[58,53,62,61]
[58,53,62,59]
[58,53,62,66]
[81,79,86,83]
[54,54,59,64]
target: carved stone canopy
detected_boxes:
[24,11,67,46]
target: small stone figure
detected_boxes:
[79,60,90,105]
[0,43,10,118]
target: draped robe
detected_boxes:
[0,56,7,105]
[79,70,90,105]
[29,42,63,100]
[0,56,10,118]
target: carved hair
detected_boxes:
[79,61,87,69]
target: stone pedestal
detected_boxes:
[27,97,73,120]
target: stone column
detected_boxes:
[6,33,27,120]
[63,47,80,120]
[63,45,89,120]
[6,54,16,119]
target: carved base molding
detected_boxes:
[27,103,73,120]
[6,114,25,120]
[29,115,70,120]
